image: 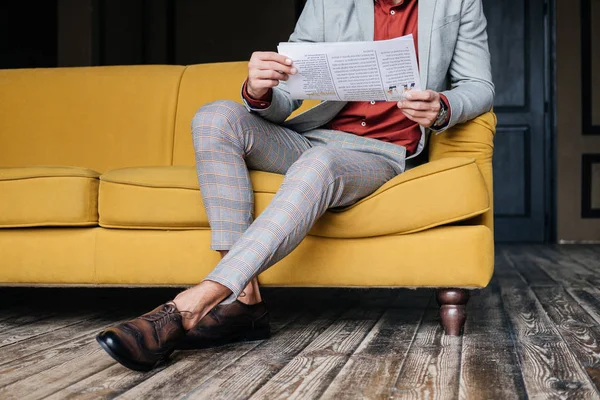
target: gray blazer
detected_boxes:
[242,0,495,159]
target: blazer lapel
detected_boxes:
[418,0,437,89]
[355,0,375,40]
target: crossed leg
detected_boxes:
[174,100,403,329]
[96,100,406,370]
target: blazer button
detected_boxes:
[361,121,367,127]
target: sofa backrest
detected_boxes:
[0,65,185,173]
[172,62,319,166]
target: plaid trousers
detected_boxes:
[191,100,406,303]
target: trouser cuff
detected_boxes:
[203,273,244,305]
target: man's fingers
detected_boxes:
[253,70,289,81]
[405,90,436,102]
[397,100,438,112]
[401,109,431,119]
[254,51,293,66]
[259,61,297,75]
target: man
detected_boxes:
[97,0,494,371]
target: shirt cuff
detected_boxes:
[242,79,272,109]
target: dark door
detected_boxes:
[483,0,552,242]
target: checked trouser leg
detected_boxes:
[191,100,313,251]
[192,100,405,304]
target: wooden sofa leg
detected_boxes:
[436,288,470,336]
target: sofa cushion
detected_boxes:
[99,166,209,229]
[98,166,287,229]
[0,166,100,227]
[0,66,185,173]
[98,157,489,237]
[311,157,490,238]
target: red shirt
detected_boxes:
[327,0,421,155]
[243,0,450,155]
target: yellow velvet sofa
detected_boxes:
[0,63,496,335]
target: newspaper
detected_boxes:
[277,35,420,102]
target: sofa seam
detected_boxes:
[98,160,475,193]
[98,223,211,231]
[307,207,491,240]
[170,66,187,166]
[0,222,99,228]
[94,207,489,236]
[99,179,279,194]
[0,175,101,182]
[99,179,199,190]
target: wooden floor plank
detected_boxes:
[44,363,165,400]
[559,245,600,273]
[181,289,400,400]
[183,308,349,400]
[560,244,600,261]
[45,289,365,400]
[567,287,600,325]
[0,335,116,399]
[0,313,57,335]
[119,343,269,400]
[498,245,557,287]
[0,310,132,389]
[51,305,327,400]
[534,286,600,390]
[544,246,600,286]
[5,299,302,400]
[523,246,600,288]
[458,281,528,400]
[0,310,128,367]
[389,299,462,400]
[0,309,111,350]
[113,290,349,400]
[248,307,386,400]
[0,310,25,324]
[495,252,599,398]
[318,290,432,400]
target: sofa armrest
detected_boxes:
[429,111,497,231]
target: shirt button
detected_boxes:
[370,100,376,105]
[361,121,367,127]
[390,10,396,15]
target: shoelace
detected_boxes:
[140,302,194,329]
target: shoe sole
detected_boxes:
[177,327,271,350]
[96,335,157,372]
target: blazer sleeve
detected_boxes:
[438,0,495,132]
[241,0,324,124]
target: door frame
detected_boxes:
[546,0,557,243]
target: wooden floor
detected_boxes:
[1,245,600,399]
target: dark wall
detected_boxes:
[100,0,302,65]
[0,0,304,69]
[0,1,57,69]
[174,1,299,65]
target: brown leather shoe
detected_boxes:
[177,300,270,350]
[96,302,187,371]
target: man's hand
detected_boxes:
[247,52,297,100]
[397,90,442,128]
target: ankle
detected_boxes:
[172,281,232,330]
[237,292,261,305]
[237,278,262,305]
